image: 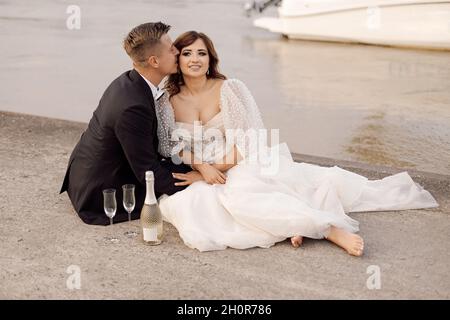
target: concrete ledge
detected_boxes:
[1,110,449,299]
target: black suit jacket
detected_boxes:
[60,69,191,225]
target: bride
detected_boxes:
[155,31,438,256]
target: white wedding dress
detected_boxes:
[155,79,439,252]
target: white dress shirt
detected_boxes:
[137,72,165,101]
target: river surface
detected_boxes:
[1,0,449,174]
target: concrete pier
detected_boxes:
[1,111,448,299]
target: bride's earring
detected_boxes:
[206,68,210,76]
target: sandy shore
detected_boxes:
[0,111,449,299]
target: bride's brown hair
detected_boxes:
[165,31,226,97]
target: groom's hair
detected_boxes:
[123,22,171,65]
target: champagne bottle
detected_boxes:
[140,171,163,245]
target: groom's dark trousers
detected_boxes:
[60,69,191,225]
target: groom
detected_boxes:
[60,22,199,225]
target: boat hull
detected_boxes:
[254,2,450,50]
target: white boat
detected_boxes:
[248,0,450,50]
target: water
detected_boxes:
[1,0,449,174]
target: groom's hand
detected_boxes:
[172,171,204,186]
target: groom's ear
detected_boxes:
[148,55,159,68]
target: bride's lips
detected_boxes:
[189,65,202,70]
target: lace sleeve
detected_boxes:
[155,93,185,159]
[221,79,266,160]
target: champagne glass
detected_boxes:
[103,188,119,243]
[122,184,138,237]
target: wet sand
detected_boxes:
[1,0,449,174]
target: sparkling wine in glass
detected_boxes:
[122,184,138,237]
[103,188,119,243]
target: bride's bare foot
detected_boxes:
[290,236,303,248]
[325,226,364,256]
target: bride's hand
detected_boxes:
[195,163,227,185]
